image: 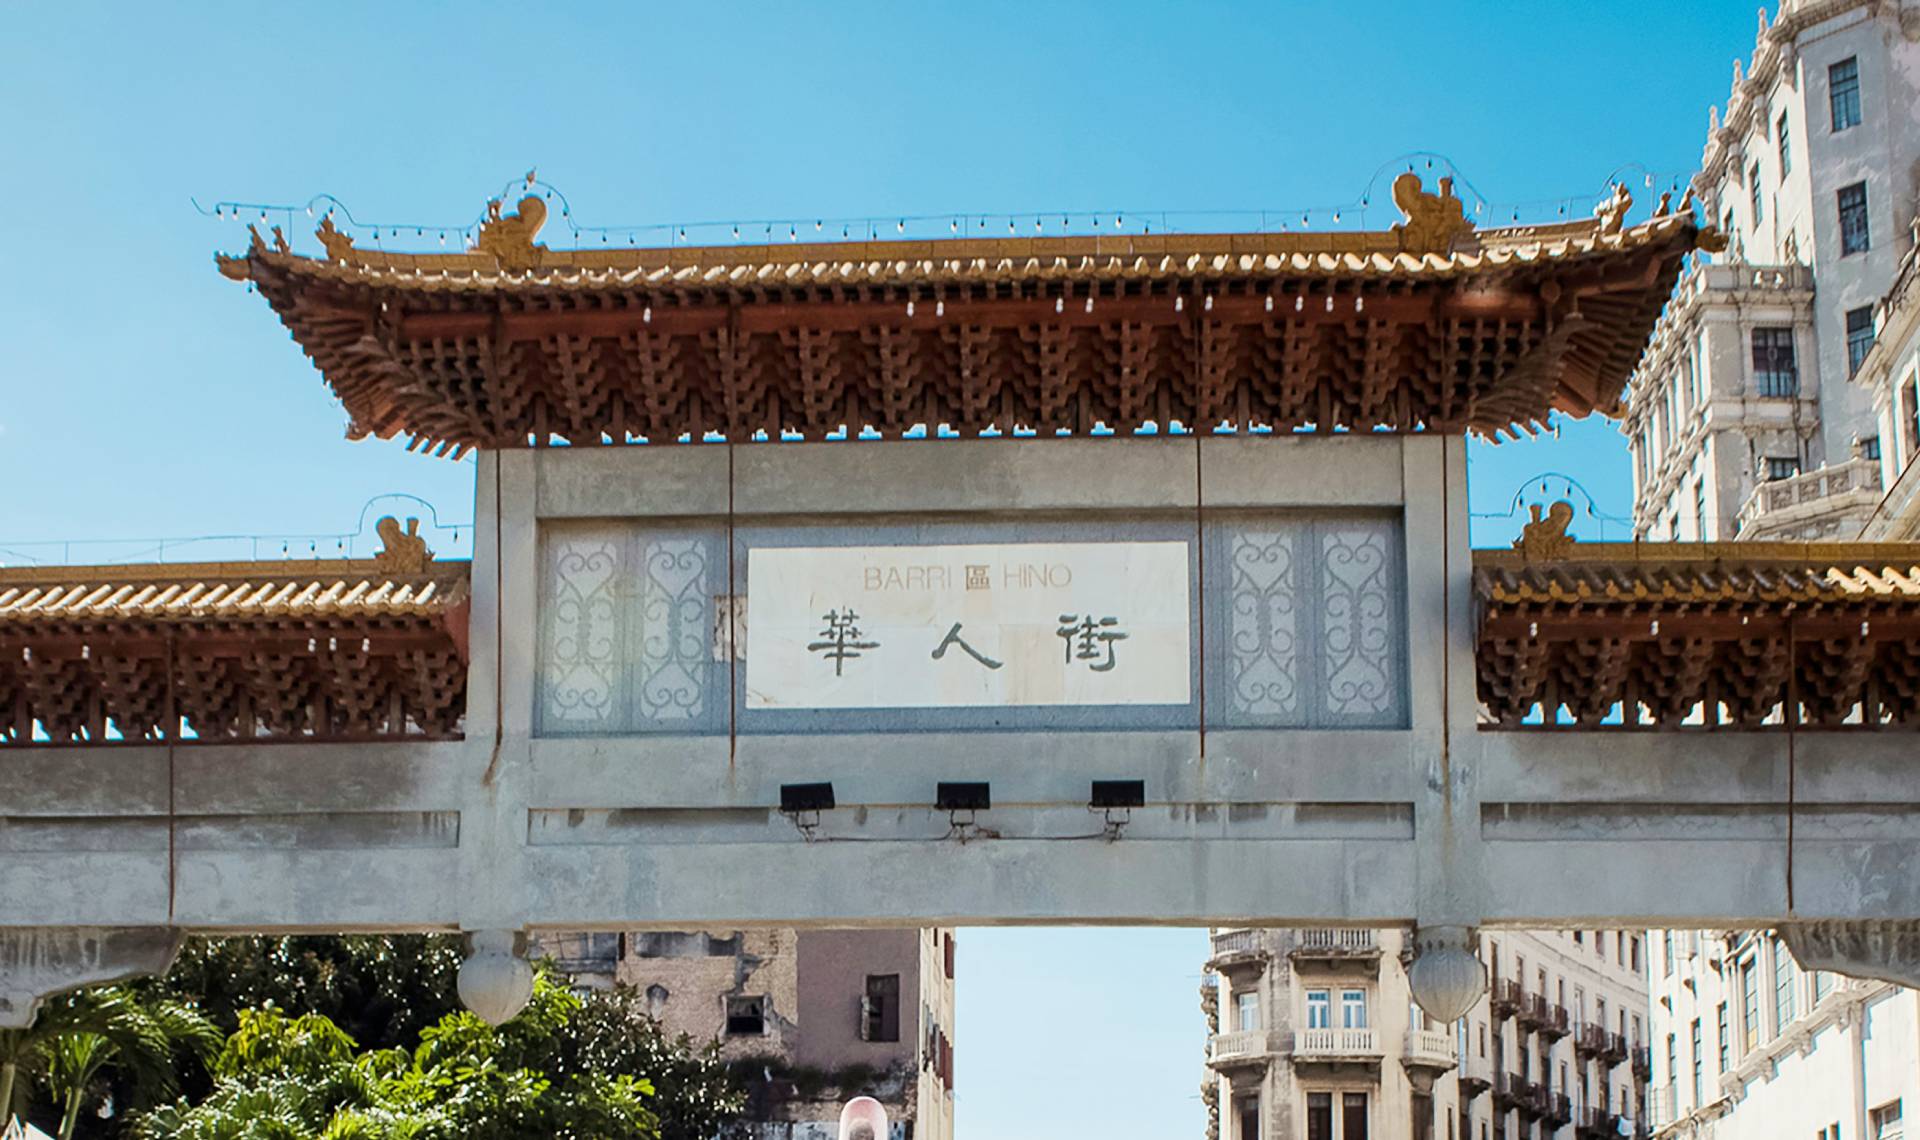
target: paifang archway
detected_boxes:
[5,179,1917,1026]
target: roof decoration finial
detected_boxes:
[1594,183,1634,237]
[373,516,434,574]
[316,214,356,262]
[1513,501,1577,561]
[1390,172,1473,256]
[476,194,548,271]
[1758,5,1770,34]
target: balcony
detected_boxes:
[1735,456,1884,541]
[1538,1002,1571,1041]
[1577,1107,1621,1139]
[1401,1027,1458,1072]
[1602,1030,1630,1066]
[1632,1044,1652,1079]
[1288,929,1381,970]
[1491,1070,1528,1111]
[1206,1028,1277,1073]
[1489,978,1523,1021]
[1208,928,1270,979]
[1293,1027,1381,1065]
[1542,1091,1573,1127]
[1458,1072,1490,1102]
[1574,1023,1608,1058]
[1516,992,1547,1031]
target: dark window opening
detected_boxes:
[863,973,901,1042]
[1343,1092,1370,1140]
[726,995,767,1036]
[1752,327,1798,396]
[1308,1093,1334,1140]
[1840,182,1870,255]
[1831,57,1862,130]
[1848,305,1877,374]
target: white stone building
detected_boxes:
[1859,235,1920,536]
[1644,931,1914,1140]
[1625,0,1920,540]
[534,928,956,1140]
[1202,928,1649,1140]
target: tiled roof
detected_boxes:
[0,560,469,625]
[1473,544,1920,606]
[218,214,1703,293]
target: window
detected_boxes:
[1863,436,1883,462]
[1779,110,1792,174]
[1840,182,1871,255]
[1632,936,1643,973]
[1574,930,1583,945]
[1237,1095,1262,1140]
[1774,937,1798,1028]
[1768,457,1802,482]
[726,995,767,1036]
[1753,327,1798,396]
[862,974,900,1042]
[1342,989,1368,1029]
[1815,969,1835,1003]
[1664,934,1675,976]
[1848,306,1877,375]
[1307,988,1331,1029]
[1750,162,1763,224]
[1235,990,1261,1032]
[1872,1100,1903,1140]
[1741,958,1762,1049]
[1666,1033,1678,1113]
[1343,1092,1370,1140]
[1717,1002,1730,1072]
[1695,480,1708,539]
[1308,1093,1333,1140]
[1831,57,1862,130]
[1689,340,1703,406]
[1479,1022,1486,1058]
[1691,1020,1704,1107]
[1633,1013,1643,1047]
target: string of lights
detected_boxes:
[0,494,469,568]
[192,154,1700,259]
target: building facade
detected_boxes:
[1644,931,1914,1140]
[1203,929,1649,1140]
[1625,0,1920,540]
[534,928,956,1140]
[1860,236,1920,537]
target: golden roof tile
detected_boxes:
[0,560,469,626]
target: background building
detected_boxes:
[1624,0,1920,540]
[1644,931,1914,1140]
[1202,928,1649,1140]
[536,928,956,1140]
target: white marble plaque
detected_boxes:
[745,542,1191,709]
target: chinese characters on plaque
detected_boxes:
[744,542,1191,709]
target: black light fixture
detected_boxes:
[1089,780,1145,810]
[936,782,991,812]
[779,782,836,813]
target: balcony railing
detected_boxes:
[1401,1028,1458,1069]
[1294,1027,1380,1058]
[1736,456,1884,539]
[1211,929,1260,956]
[1539,1002,1571,1040]
[1292,929,1380,955]
[1490,978,1523,1020]
[1207,1029,1276,1063]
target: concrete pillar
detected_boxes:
[0,926,182,1028]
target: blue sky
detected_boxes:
[0,2,1756,1135]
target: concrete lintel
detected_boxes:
[0,926,184,1028]
[1780,920,1920,989]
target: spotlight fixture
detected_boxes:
[1089,780,1145,810]
[936,782,991,812]
[780,782,836,813]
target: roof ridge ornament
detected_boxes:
[1390,173,1473,256]
[1594,182,1633,237]
[373,515,434,574]
[476,194,548,271]
[316,214,356,262]
[1513,500,1576,561]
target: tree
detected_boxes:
[132,976,663,1140]
[1,989,217,1136]
[148,937,463,1052]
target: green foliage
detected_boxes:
[0,988,218,1138]
[131,976,694,1140]
[148,937,464,1052]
